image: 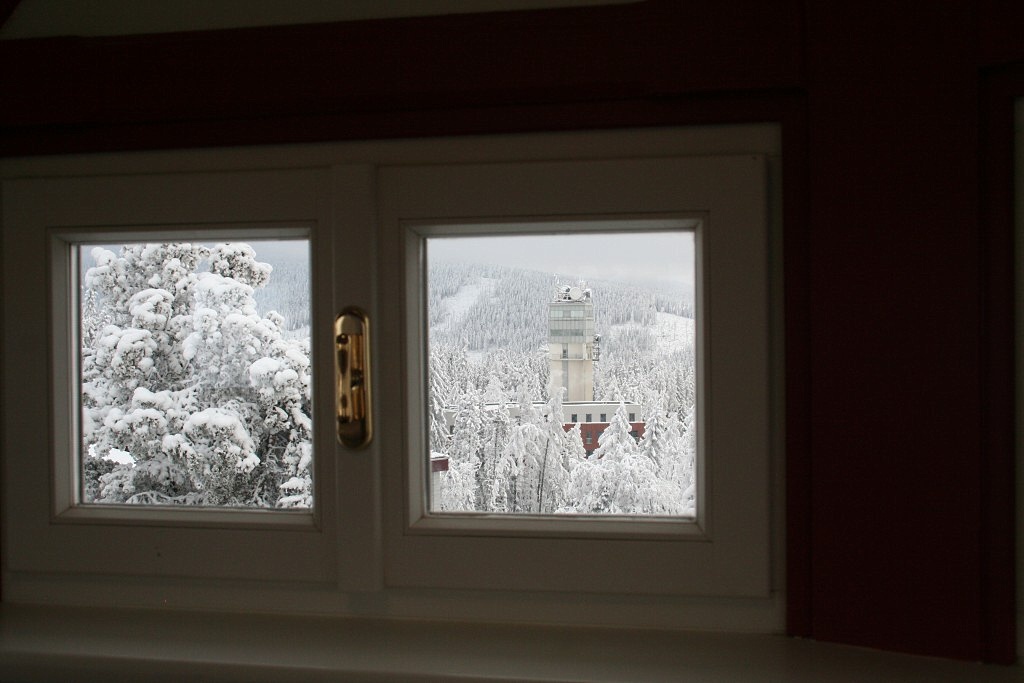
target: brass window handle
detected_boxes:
[335,307,372,448]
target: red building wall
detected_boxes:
[567,422,646,456]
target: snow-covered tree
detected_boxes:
[564,401,683,514]
[590,401,638,462]
[439,385,488,510]
[80,243,312,507]
[566,401,637,513]
[532,391,574,513]
[630,404,694,515]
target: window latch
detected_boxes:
[335,307,372,449]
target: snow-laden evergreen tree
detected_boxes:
[495,420,543,512]
[435,449,477,511]
[533,390,574,513]
[565,401,635,513]
[80,243,312,507]
[427,351,455,454]
[637,400,669,470]
[661,404,696,515]
[589,400,638,462]
[437,387,579,514]
[635,403,695,515]
[439,384,487,510]
[478,379,513,511]
[564,401,681,514]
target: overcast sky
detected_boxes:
[427,232,694,289]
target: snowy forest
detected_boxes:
[77,239,697,516]
[79,242,313,508]
[428,259,697,516]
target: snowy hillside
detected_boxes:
[428,262,693,355]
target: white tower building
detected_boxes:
[548,285,597,402]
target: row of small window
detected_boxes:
[569,413,637,423]
[549,308,590,318]
[549,319,594,329]
[583,430,641,445]
[550,327,591,337]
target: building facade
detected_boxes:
[563,402,645,455]
[547,285,598,402]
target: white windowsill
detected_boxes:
[0,604,1018,683]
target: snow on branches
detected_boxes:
[80,243,312,508]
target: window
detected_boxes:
[2,125,780,630]
[76,239,313,509]
[4,168,341,585]
[426,230,694,517]
[381,145,775,598]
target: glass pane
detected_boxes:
[426,230,696,516]
[78,240,313,508]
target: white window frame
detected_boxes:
[2,169,348,593]
[378,155,772,599]
[1,125,783,631]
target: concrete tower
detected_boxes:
[548,284,597,402]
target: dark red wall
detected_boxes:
[1,0,1021,663]
[566,422,646,455]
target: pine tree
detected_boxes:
[590,401,638,462]
[534,390,572,513]
[442,384,487,510]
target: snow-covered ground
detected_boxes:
[432,275,696,366]
[651,311,695,354]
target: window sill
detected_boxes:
[0,604,1018,683]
